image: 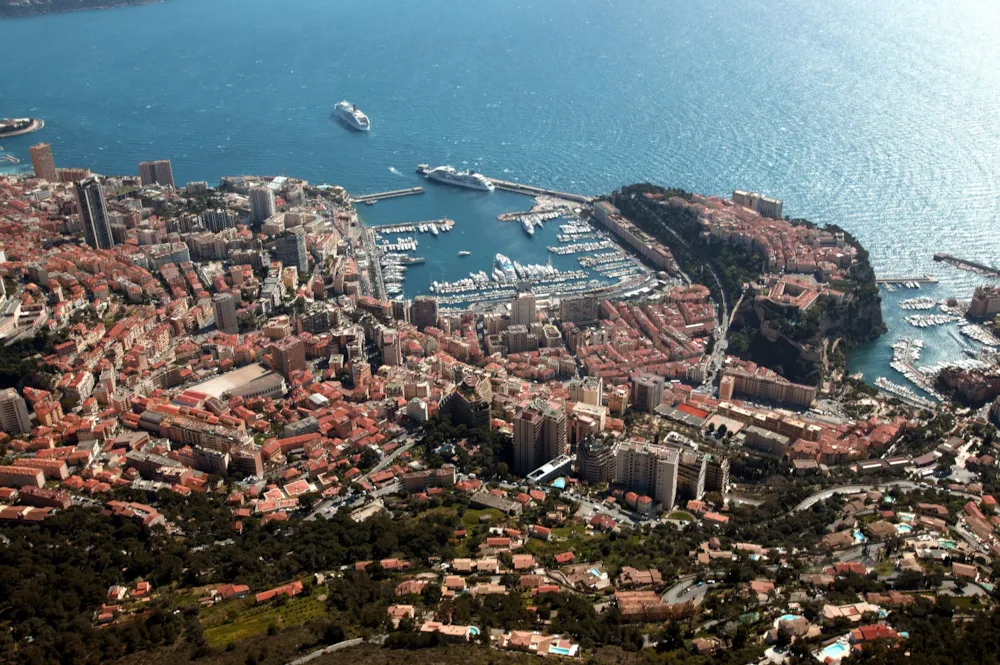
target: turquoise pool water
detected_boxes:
[898,512,916,522]
[896,523,913,534]
[551,478,567,489]
[939,539,957,549]
[468,627,480,636]
[821,642,850,660]
[853,530,867,544]
[549,646,573,656]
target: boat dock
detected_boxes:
[486,178,593,204]
[875,275,938,285]
[369,218,454,233]
[933,253,1000,277]
[352,187,424,204]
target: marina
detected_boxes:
[369,218,454,234]
[356,187,654,308]
[958,322,1000,347]
[887,338,944,402]
[899,296,937,311]
[874,376,938,409]
[904,313,961,328]
[548,240,615,255]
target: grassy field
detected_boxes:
[524,523,597,560]
[667,511,695,522]
[461,508,505,527]
[201,588,328,648]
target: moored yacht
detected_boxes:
[422,164,494,191]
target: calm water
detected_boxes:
[2,0,1000,382]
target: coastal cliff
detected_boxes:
[609,184,885,386]
[0,0,159,17]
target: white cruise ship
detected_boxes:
[334,101,370,131]
[423,165,494,191]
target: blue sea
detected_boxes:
[2,0,1000,385]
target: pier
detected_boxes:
[875,275,938,285]
[933,253,1000,277]
[486,178,594,204]
[351,187,424,204]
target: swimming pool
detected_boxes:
[853,530,867,544]
[820,641,850,660]
[588,567,601,577]
[896,523,913,534]
[468,626,480,637]
[551,477,567,489]
[898,512,916,522]
[779,614,801,622]
[549,646,573,656]
[939,539,957,549]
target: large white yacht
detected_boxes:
[334,101,370,131]
[422,164,494,191]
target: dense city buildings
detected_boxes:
[511,290,537,327]
[411,295,439,331]
[513,401,567,476]
[559,294,599,325]
[969,285,1000,318]
[592,201,677,272]
[577,435,618,484]
[274,227,308,273]
[75,176,115,249]
[631,373,665,413]
[614,440,679,510]
[202,208,239,232]
[719,360,817,408]
[268,335,306,379]
[138,159,175,188]
[212,292,239,334]
[249,185,276,225]
[29,142,58,182]
[0,388,31,435]
[731,189,784,219]
[0,161,991,665]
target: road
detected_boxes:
[362,436,417,482]
[286,638,367,665]
[793,481,921,512]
